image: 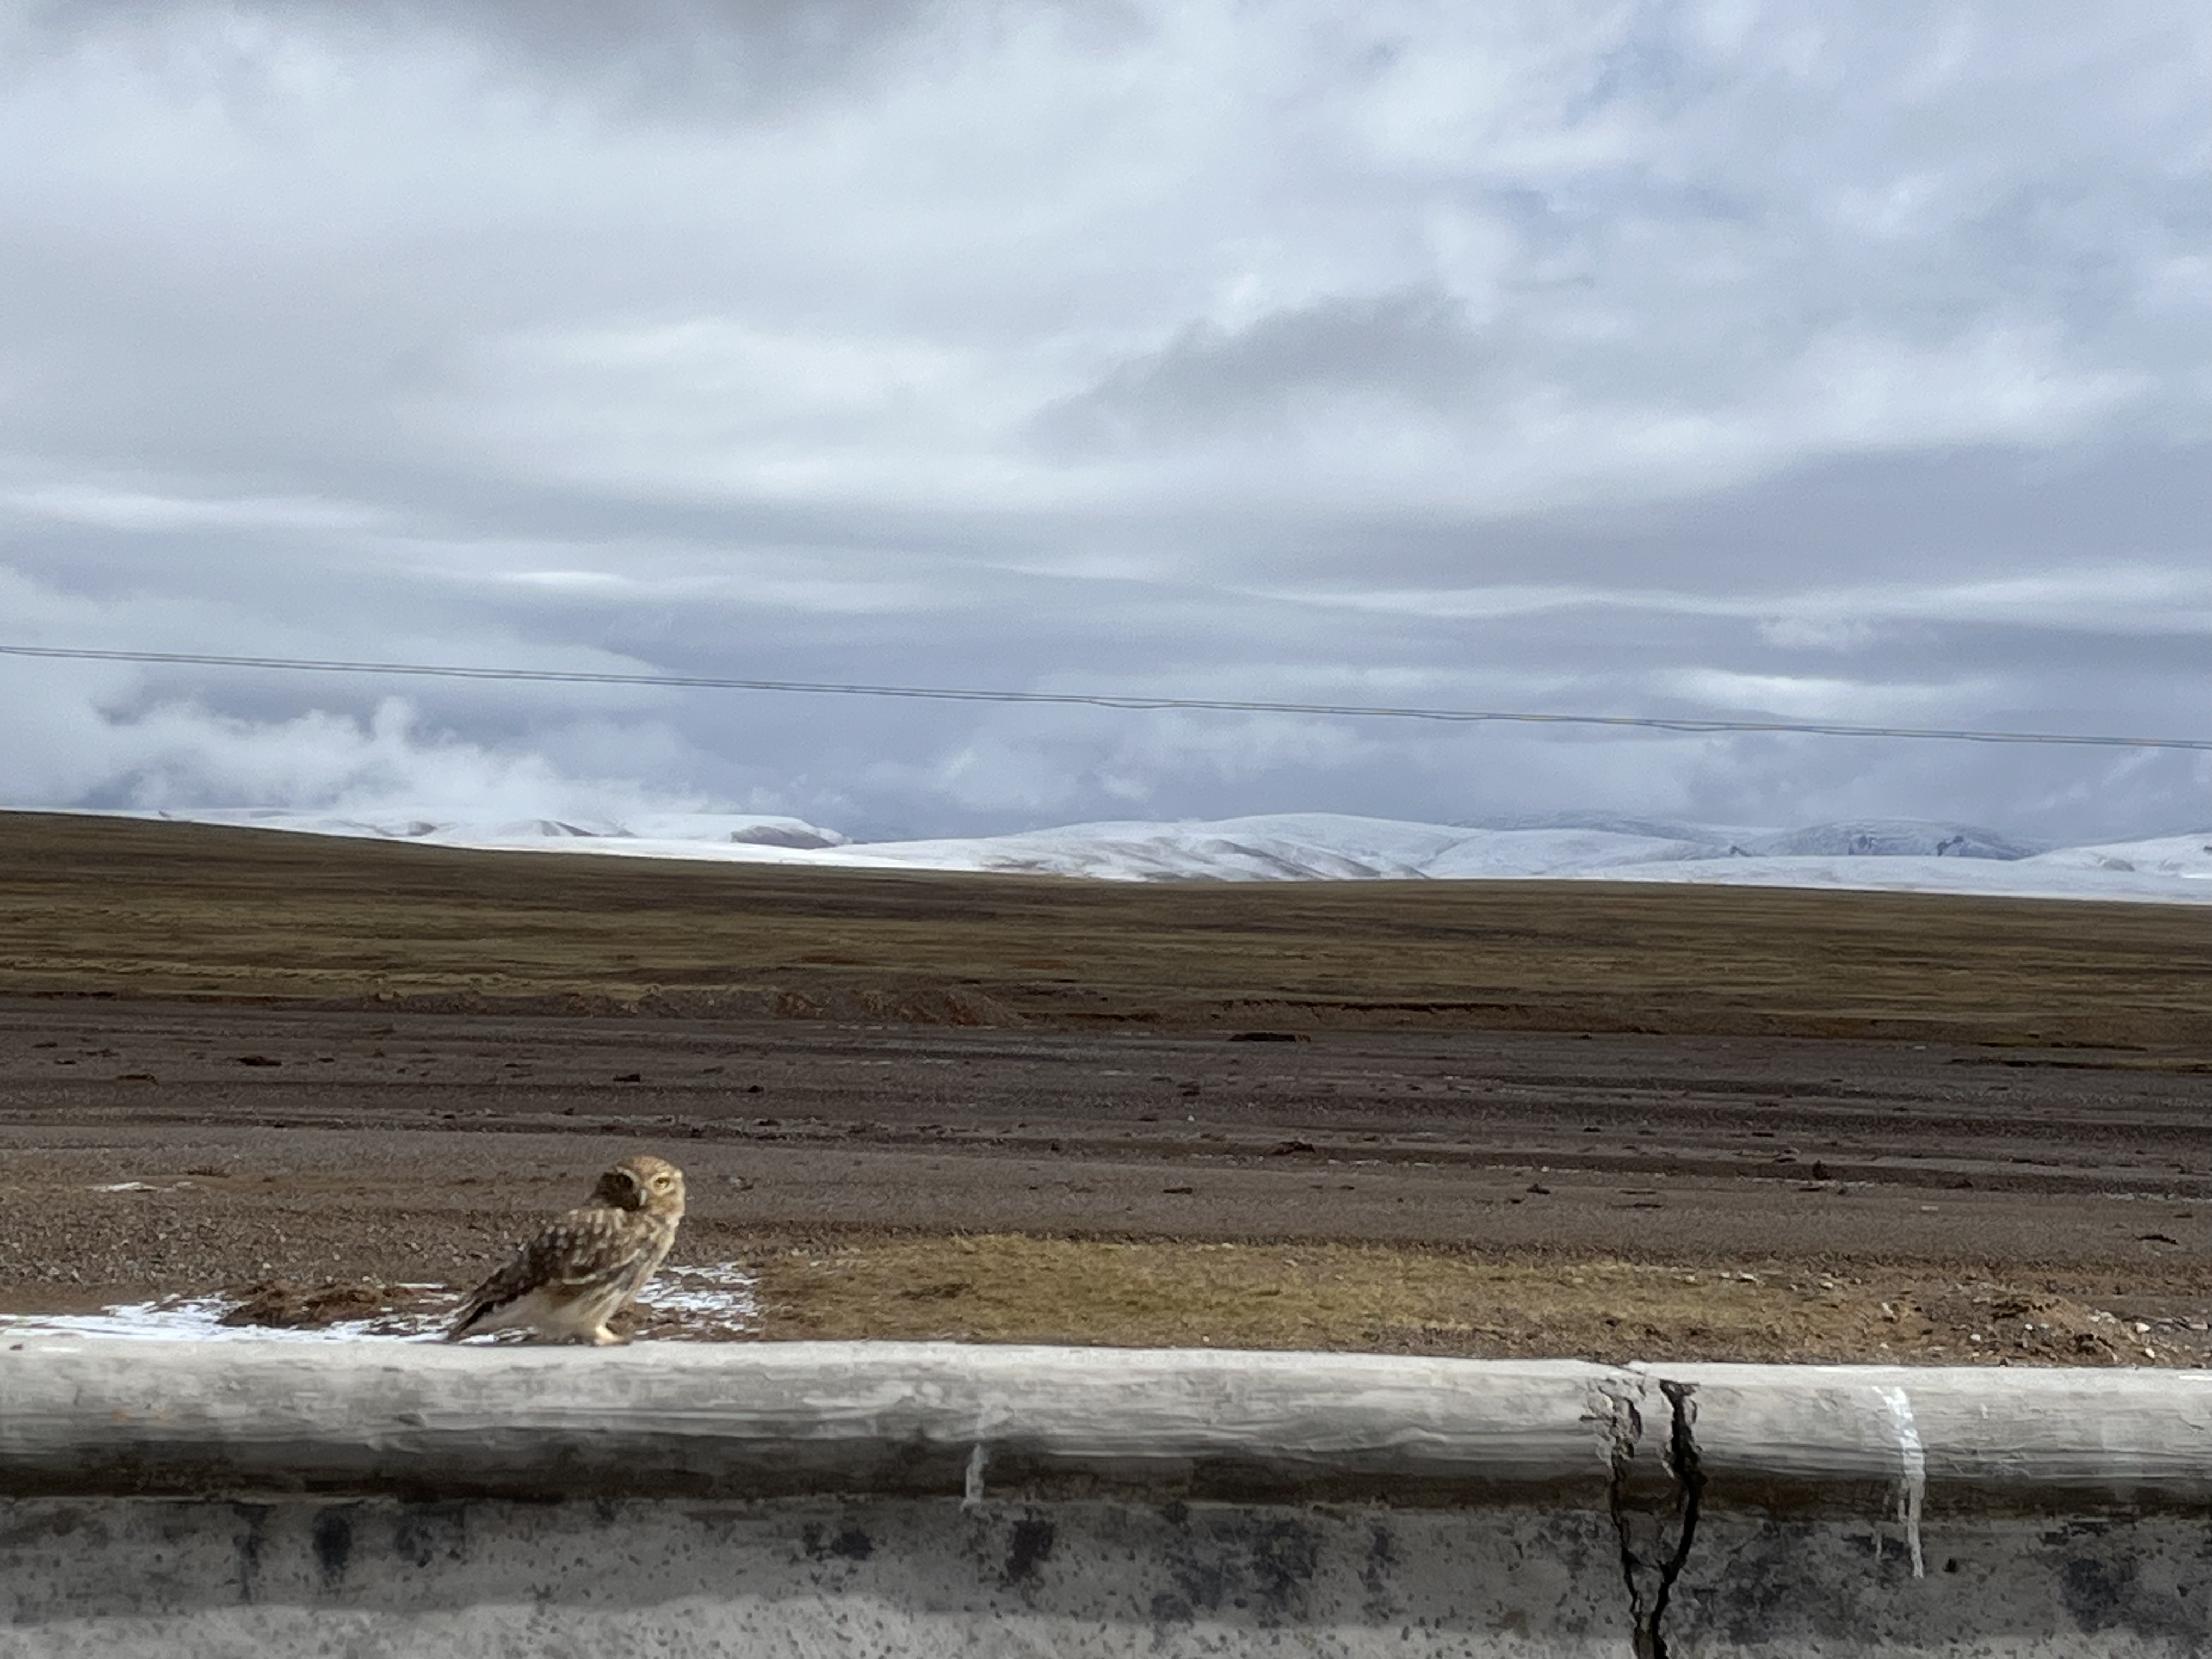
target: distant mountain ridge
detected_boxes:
[1462,811,2045,860]
[29,805,2212,906]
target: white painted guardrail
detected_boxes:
[4,1340,2210,1656]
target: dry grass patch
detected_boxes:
[746,1233,2193,1365]
[8,810,2212,1045]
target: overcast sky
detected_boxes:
[4,1,2211,841]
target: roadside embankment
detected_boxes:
[3,1341,2207,1655]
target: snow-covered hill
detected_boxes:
[72,805,2212,905]
[145,806,851,851]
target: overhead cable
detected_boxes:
[1,641,2206,752]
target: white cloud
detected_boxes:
[442,317,1066,506]
[0,651,687,821]
[0,479,386,533]
[0,565,747,820]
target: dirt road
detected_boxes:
[5,997,2209,1344]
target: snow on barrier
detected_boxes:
[3,1339,2210,1656]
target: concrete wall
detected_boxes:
[3,1339,2209,1656]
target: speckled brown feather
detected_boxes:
[448,1155,686,1343]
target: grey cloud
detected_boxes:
[1031,289,1485,453]
[1225,441,2212,594]
[15,0,954,117]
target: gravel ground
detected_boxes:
[4,996,2210,1362]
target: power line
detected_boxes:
[2,641,2208,753]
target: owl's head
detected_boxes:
[595,1154,686,1216]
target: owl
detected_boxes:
[447,1154,687,1345]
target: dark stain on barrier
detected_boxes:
[228,1503,272,1604]
[1835,1525,1924,1578]
[1163,1543,1228,1618]
[801,1522,874,1562]
[0,1506,99,1549]
[1150,1511,1321,1628]
[393,1502,468,1569]
[2061,1554,2137,1633]
[1003,1516,1055,1584]
[1361,1522,1398,1619]
[1247,1517,1320,1615]
[2057,1528,2204,1643]
[311,1505,355,1589]
[2055,1525,2207,1643]
[1677,1521,1815,1646]
[1682,1511,2212,1652]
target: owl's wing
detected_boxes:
[449,1205,644,1334]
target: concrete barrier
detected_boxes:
[3,1338,2209,1655]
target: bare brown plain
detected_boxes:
[3,810,2211,1362]
[5,809,2212,1047]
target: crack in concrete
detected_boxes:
[1604,1376,1705,1659]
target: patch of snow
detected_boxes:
[0,1293,447,1344]
[1,1266,757,1344]
[1460,810,1756,847]
[35,805,2212,905]
[2026,832,2212,880]
[1732,820,2043,861]
[811,814,1484,881]
[1564,854,2212,904]
[137,806,849,850]
[1419,828,1726,878]
[637,1265,761,1332]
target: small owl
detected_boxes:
[447,1154,686,1345]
